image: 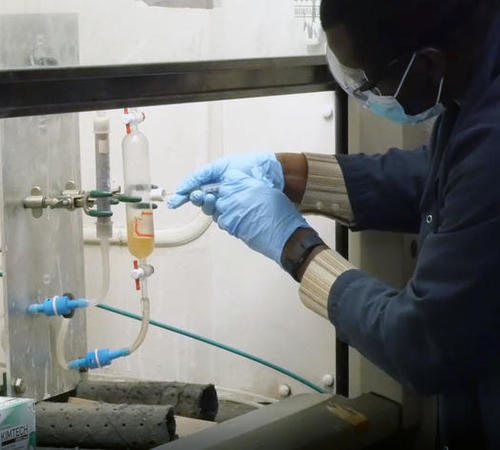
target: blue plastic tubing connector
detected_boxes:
[67,348,130,370]
[27,296,89,316]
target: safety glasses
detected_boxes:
[326,47,410,101]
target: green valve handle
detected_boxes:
[110,198,120,205]
[116,194,142,203]
[90,190,113,198]
[87,210,113,218]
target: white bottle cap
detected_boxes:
[93,115,110,134]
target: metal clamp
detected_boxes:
[24,183,161,218]
[23,181,99,219]
[23,185,76,218]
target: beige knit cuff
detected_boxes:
[299,249,355,319]
[298,153,353,224]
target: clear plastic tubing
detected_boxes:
[56,318,70,370]
[129,275,150,354]
[122,109,155,260]
[99,238,110,300]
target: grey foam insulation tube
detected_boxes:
[77,380,219,421]
[36,401,176,449]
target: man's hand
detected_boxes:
[213,170,311,264]
[172,167,309,265]
[168,152,284,210]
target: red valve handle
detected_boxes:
[133,260,140,291]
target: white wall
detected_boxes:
[1,0,337,398]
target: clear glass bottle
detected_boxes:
[122,110,154,259]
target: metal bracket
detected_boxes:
[24,182,163,219]
[23,181,94,218]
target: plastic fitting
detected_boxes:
[67,348,130,370]
[151,187,167,202]
[122,110,145,127]
[131,260,154,290]
[28,295,89,317]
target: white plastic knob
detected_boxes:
[322,374,334,387]
[278,384,291,398]
[323,106,334,120]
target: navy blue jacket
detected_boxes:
[333,12,500,450]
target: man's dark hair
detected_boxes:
[320,0,500,62]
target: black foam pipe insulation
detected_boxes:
[76,380,219,421]
[36,401,176,449]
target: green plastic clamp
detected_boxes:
[87,210,114,218]
[89,190,113,198]
[116,194,142,203]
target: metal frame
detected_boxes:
[0,13,86,401]
[335,90,350,397]
[0,56,334,118]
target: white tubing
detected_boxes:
[55,275,150,369]
[55,238,110,370]
[56,318,70,370]
[128,268,150,354]
[83,211,213,248]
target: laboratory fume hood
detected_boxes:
[0,1,434,449]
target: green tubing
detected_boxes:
[96,303,327,394]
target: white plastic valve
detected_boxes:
[131,263,154,281]
[131,267,145,281]
[122,110,145,126]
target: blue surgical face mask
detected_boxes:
[326,48,445,124]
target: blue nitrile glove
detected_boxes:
[213,170,310,265]
[168,152,284,213]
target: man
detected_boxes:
[169,0,500,448]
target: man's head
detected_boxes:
[320,0,500,115]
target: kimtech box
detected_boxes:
[0,398,35,449]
